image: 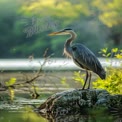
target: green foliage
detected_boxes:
[92,0,122,27]
[5,78,16,101]
[73,71,85,86]
[93,69,122,94]
[72,48,122,94]
[61,77,70,88]
[0,0,122,58]
[99,48,111,58]
[99,47,122,58]
[5,78,16,86]
[8,87,15,101]
[93,48,122,94]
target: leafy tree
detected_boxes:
[0,0,121,58]
[92,0,122,46]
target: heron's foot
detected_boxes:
[82,87,85,90]
[82,88,91,90]
[82,87,91,90]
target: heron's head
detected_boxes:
[48,28,74,36]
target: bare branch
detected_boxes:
[0,49,53,93]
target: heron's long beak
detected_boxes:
[48,31,64,36]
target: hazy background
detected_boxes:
[0,0,122,58]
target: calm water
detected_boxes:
[0,110,47,122]
[0,91,121,122]
[0,58,122,122]
[0,58,121,71]
[0,104,121,122]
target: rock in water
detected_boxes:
[38,89,111,116]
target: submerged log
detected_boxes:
[38,89,122,117]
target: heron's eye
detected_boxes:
[72,47,77,51]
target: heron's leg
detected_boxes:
[82,70,89,90]
[87,72,92,89]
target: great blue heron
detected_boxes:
[48,28,106,89]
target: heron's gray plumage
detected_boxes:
[71,44,106,79]
[49,28,106,89]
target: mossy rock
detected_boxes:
[38,89,122,117]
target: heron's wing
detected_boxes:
[71,44,103,74]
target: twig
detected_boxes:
[0,49,53,92]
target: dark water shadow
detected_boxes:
[37,110,122,122]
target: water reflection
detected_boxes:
[38,111,122,122]
[0,107,122,122]
[0,110,47,122]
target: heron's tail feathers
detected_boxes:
[98,70,106,80]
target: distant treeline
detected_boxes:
[0,0,122,58]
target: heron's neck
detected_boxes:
[65,31,77,47]
[64,31,77,58]
[66,31,77,45]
